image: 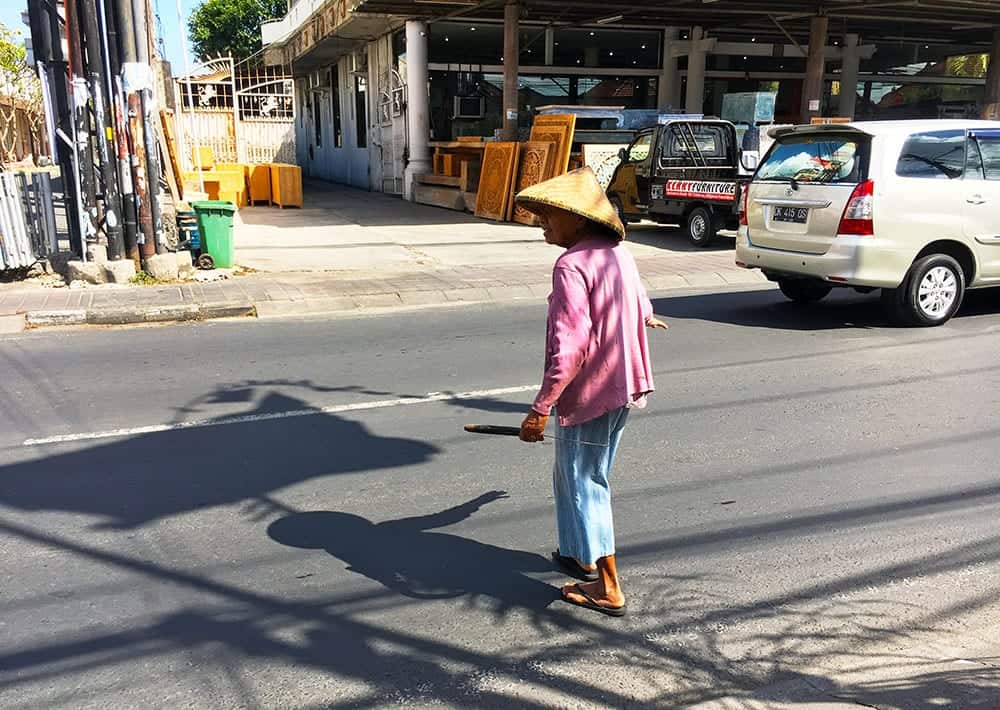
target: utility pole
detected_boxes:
[133,0,165,257]
[79,0,126,259]
[64,0,99,250]
[100,0,140,259]
[27,0,83,255]
[116,0,154,262]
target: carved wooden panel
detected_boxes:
[529,113,576,175]
[474,141,519,222]
[509,141,556,225]
[582,143,627,189]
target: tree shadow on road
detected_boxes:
[2,485,1000,707]
[0,383,439,529]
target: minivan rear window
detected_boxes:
[757,134,866,184]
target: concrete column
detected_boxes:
[983,29,1000,120]
[802,15,829,122]
[838,33,860,119]
[403,20,431,201]
[544,26,554,66]
[657,27,681,111]
[684,26,706,115]
[502,0,520,141]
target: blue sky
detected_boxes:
[0,0,199,76]
[1,1,28,40]
[154,0,201,75]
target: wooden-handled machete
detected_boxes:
[464,424,607,447]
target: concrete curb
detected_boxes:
[0,312,27,333]
[23,301,256,329]
[15,269,768,329]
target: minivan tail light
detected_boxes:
[738,185,749,226]
[838,180,874,236]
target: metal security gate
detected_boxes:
[175,56,295,170]
[375,68,406,195]
[234,68,296,164]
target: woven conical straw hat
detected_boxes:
[515,166,626,241]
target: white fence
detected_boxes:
[0,171,58,270]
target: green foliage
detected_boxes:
[129,271,158,285]
[188,0,287,61]
[0,22,29,80]
[0,22,40,105]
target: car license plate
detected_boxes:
[773,206,809,224]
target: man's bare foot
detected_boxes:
[577,559,597,573]
[561,580,625,609]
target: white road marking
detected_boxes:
[22,385,538,447]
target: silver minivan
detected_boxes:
[736,120,1000,326]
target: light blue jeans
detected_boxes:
[552,406,630,565]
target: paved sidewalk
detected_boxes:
[0,180,766,330]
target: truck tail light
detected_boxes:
[738,185,749,226]
[838,180,874,236]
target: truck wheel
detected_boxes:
[778,279,833,303]
[881,254,964,326]
[686,207,717,247]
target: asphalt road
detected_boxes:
[3,286,1000,708]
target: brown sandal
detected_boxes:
[561,583,627,617]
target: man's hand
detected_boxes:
[646,316,669,330]
[520,410,549,443]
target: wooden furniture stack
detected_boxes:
[177,147,303,210]
[414,139,487,211]
[413,114,578,225]
[269,164,303,209]
[248,165,272,205]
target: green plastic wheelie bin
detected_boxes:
[191,200,237,269]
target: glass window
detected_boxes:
[896,131,965,179]
[659,124,733,168]
[966,135,984,179]
[627,133,653,162]
[331,68,343,148]
[427,22,661,70]
[355,76,368,148]
[978,137,1000,181]
[666,125,722,157]
[576,76,656,108]
[553,27,661,69]
[429,22,504,65]
[312,92,322,148]
[858,82,983,121]
[758,135,864,184]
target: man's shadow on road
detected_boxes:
[268,491,559,613]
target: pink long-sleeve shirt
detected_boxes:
[532,236,656,427]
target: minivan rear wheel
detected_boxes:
[686,207,717,247]
[881,254,964,326]
[778,278,833,303]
